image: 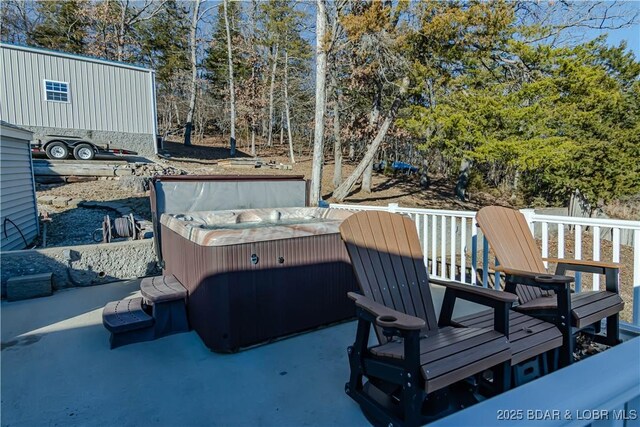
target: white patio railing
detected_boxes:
[330,202,640,327]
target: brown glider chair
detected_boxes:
[476,206,624,366]
[339,210,517,427]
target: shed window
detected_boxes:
[44,80,69,102]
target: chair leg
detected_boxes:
[496,362,511,392]
[346,318,371,397]
[402,384,424,427]
[402,329,424,427]
[556,287,574,367]
[541,351,549,375]
[549,348,559,372]
[605,313,621,346]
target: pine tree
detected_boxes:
[31,0,89,54]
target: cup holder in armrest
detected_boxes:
[376,315,398,327]
[534,274,573,283]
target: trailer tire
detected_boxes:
[45,142,69,160]
[73,143,95,160]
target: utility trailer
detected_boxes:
[31,135,138,160]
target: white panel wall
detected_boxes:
[0,45,154,135]
[0,126,38,250]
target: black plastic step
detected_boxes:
[103,297,154,334]
[140,275,187,304]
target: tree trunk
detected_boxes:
[455,158,473,201]
[251,116,256,156]
[348,142,355,160]
[331,76,342,187]
[173,101,180,125]
[116,1,128,61]
[250,0,257,157]
[267,45,279,148]
[223,0,236,157]
[420,158,430,188]
[310,0,328,206]
[333,77,409,202]
[279,112,284,145]
[361,150,373,193]
[362,82,382,193]
[183,0,201,147]
[283,50,295,163]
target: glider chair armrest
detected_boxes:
[435,280,517,336]
[437,280,519,304]
[348,292,426,332]
[544,258,621,293]
[544,258,620,272]
[497,266,574,291]
[347,292,423,376]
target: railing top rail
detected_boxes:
[329,203,477,218]
[330,203,640,230]
[530,213,640,230]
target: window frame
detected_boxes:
[43,79,70,103]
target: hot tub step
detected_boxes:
[140,275,187,303]
[102,297,155,349]
[140,275,189,338]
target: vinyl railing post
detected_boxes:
[593,226,601,291]
[440,215,447,279]
[482,236,489,288]
[634,230,640,325]
[558,223,565,259]
[450,217,456,280]
[422,215,429,270]
[542,222,549,269]
[431,215,437,278]
[460,218,467,284]
[575,225,582,292]
[471,222,478,286]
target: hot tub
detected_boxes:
[160,207,357,352]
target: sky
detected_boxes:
[586,25,640,57]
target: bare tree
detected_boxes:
[516,1,639,46]
[0,1,40,45]
[361,82,382,192]
[115,0,167,61]
[333,77,409,202]
[310,0,328,206]
[183,0,201,147]
[223,0,236,156]
[250,0,258,157]
[283,49,295,163]
[331,75,342,187]
[266,45,279,147]
[327,0,347,187]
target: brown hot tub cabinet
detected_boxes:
[159,206,358,352]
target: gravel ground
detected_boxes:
[38,205,114,247]
[36,180,151,216]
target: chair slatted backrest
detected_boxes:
[340,210,438,338]
[476,206,551,303]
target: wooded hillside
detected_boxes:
[2,0,638,211]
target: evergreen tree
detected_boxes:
[138,1,190,84]
[203,2,248,91]
[31,0,89,54]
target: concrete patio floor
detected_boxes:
[1,280,484,427]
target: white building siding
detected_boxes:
[0,44,154,136]
[0,124,38,251]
